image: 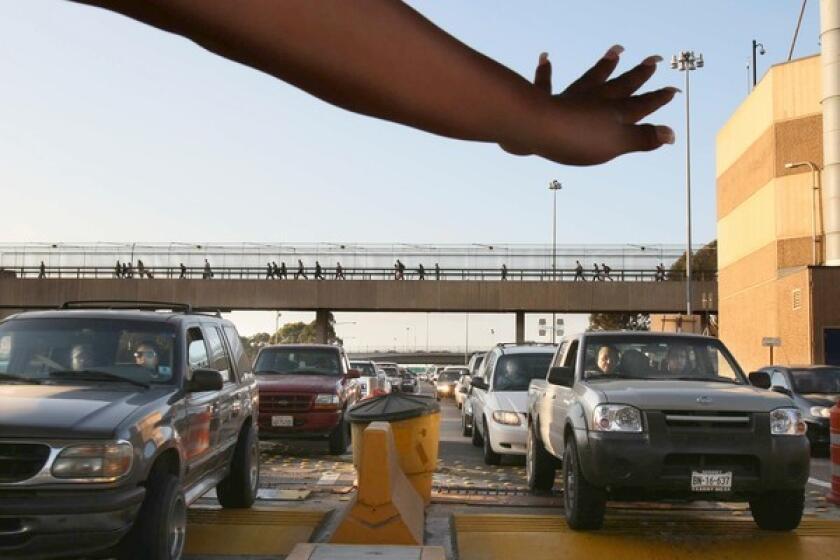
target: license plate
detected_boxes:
[271,415,294,427]
[691,470,732,492]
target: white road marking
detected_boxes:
[808,477,832,489]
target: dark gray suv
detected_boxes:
[0,302,259,560]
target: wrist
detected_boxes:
[496,84,558,157]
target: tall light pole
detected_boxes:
[671,51,703,317]
[785,161,822,265]
[751,40,766,88]
[549,180,562,343]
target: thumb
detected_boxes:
[534,52,552,94]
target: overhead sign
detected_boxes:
[762,337,781,347]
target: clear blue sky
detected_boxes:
[0,1,821,344]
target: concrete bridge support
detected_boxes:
[515,311,525,344]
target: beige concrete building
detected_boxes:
[716,54,840,371]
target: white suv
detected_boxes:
[469,344,556,465]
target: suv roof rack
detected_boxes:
[60,300,193,313]
[494,341,557,348]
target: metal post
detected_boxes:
[549,180,561,344]
[685,67,693,317]
[752,39,757,87]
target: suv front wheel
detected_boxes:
[121,472,186,560]
[749,489,804,531]
[328,414,351,455]
[563,438,606,530]
[482,418,502,465]
[217,425,259,508]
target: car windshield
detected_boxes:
[493,353,553,391]
[790,368,840,394]
[256,348,340,375]
[351,362,376,376]
[439,371,462,382]
[582,336,745,383]
[381,366,399,377]
[0,318,177,386]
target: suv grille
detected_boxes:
[663,410,752,430]
[0,443,51,483]
[260,394,313,413]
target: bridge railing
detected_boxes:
[0,266,717,282]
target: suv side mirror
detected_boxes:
[188,369,224,392]
[548,366,574,387]
[471,377,488,391]
[748,371,771,389]
[346,369,361,379]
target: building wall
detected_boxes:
[716,55,831,371]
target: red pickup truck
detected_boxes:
[254,344,361,454]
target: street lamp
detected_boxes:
[549,179,562,343]
[671,51,703,317]
[785,161,822,265]
[751,40,766,88]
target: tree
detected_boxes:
[668,240,717,280]
[588,313,650,332]
[270,312,343,345]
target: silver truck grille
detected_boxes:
[664,411,752,429]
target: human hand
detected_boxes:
[502,46,678,165]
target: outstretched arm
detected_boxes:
[70,0,676,165]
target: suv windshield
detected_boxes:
[439,371,462,382]
[791,368,840,394]
[493,353,553,391]
[0,318,177,386]
[256,348,341,375]
[582,336,745,383]
[350,362,376,376]
[381,366,399,377]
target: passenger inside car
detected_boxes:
[595,345,619,375]
[70,343,95,371]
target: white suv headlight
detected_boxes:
[592,404,644,433]
[52,442,133,480]
[492,411,521,426]
[770,408,807,435]
[810,406,831,419]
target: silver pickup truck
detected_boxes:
[527,332,810,531]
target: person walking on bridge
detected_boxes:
[114,260,123,279]
[592,262,602,281]
[418,263,425,280]
[296,259,308,279]
[435,263,441,281]
[335,262,346,280]
[137,260,147,278]
[179,263,187,279]
[38,261,47,279]
[315,261,324,280]
[278,261,288,279]
[602,262,613,281]
[574,260,586,281]
[396,259,406,280]
[501,264,508,281]
[203,259,213,280]
[266,262,275,279]
[655,263,665,281]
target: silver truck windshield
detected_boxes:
[0,318,177,386]
[582,336,745,384]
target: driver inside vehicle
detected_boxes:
[134,341,160,371]
[665,345,693,376]
[596,345,619,375]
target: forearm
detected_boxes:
[71,0,546,148]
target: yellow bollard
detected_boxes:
[331,422,425,546]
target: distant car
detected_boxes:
[753,365,840,450]
[398,367,418,393]
[255,344,360,454]
[470,344,555,465]
[376,362,401,391]
[350,360,390,400]
[436,368,468,400]
[460,353,486,435]
[454,373,471,409]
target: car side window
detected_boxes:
[223,325,251,375]
[481,352,498,382]
[771,370,790,390]
[552,342,568,368]
[187,327,210,375]
[203,326,234,383]
[563,340,579,369]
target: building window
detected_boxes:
[792,289,802,310]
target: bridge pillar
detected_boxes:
[515,311,525,344]
[315,310,330,343]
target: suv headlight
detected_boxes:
[592,404,644,433]
[492,411,521,426]
[52,442,133,480]
[810,406,831,419]
[770,408,807,435]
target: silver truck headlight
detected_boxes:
[492,411,521,426]
[810,406,831,419]
[770,408,807,435]
[52,442,133,480]
[592,404,644,433]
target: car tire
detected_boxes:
[563,438,606,530]
[457,401,462,410]
[328,414,351,455]
[120,472,187,560]
[527,422,556,492]
[217,425,259,508]
[749,489,804,531]
[482,418,502,466]
[471,416,483,447]
[461,412,472,437]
